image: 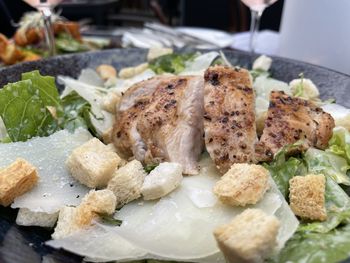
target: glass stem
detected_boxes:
[42,8,56,56]
[249,9,262,53]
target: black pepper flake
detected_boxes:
[69,183,74,187]
[221,116,229,123]
[204,113,212,121]
[207,72,220,86]
[76,195,80,198]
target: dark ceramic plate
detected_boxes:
[0,48,350,263]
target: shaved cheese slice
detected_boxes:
[47,154,299,262]
[254,75,291,101]
[0,129,91,213]
[180,51,219,76]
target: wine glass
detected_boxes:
[22,0,62,56]
[240,0,278,53]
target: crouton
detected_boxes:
[252,55,272,72]
[141,163,183,200]
[66,138,123,188]
[119,63,148,79]
[51,206,77,239]
[16,208,58,228]
[214,209,280,263]
[107,160,146,208]
[0,158,38,207]
[213,164,269,207]
[52,189,116,239]
[289,174,327,221]
[96,64,117,80]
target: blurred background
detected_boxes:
[0,0,349,74]
[0,0,284,37]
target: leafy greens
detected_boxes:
[0,70,96,142]
[149,53,197,74]
[266,136,350,263]
[0,71,61,141]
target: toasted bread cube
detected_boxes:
[52,189,116,239]
[289,174,327,221]
[214,209,280,263]
[107,160,146,208]
[0,158,38,207]
[141,162,183,200]
[51,206,77,239]
[16,208,58,228]
[96,64,117,81]
[66,138,123,188]
[213,164,269,206]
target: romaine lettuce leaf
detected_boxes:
[61,91,98,137]
[0,71,61,142]
[327,126,350,163]
[149,53,197,74]
[304,148,350,185]
[264,142,307,197]
[272,224,350,263]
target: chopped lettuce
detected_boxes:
[273,224,350,263]
[55,33,89,53]
[0,70,101,142]
[264,142,307,197]
[304,148,350,185]
[327,127,350,163]
[61,91,98,137]
[149,53,197,74]
[0,71,61,142]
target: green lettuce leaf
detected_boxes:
[149,53,197,74]
[272,224,350,263]
[0,71,61,142]
[304,148,350,185]
[263,142,307,197]
[327,126,350,163]
[56,33,89,53]
[61,91,97,137]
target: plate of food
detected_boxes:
[0,11,109,67]
[0,47,350,263]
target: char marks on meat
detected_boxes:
[203,65,257,174]
[113,75,204,175]
[256,91,335,161]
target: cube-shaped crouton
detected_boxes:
[214,209,280,263]
[52,189,116,239]
[75,189,116,226]
[107,160,146,208]
[141,162,183,200]
[289,174,327,221]
[66,138,124,188]
[213,163,269,206]
[0,158,38,207]
[52,206,77,239]
[16,208,58,228]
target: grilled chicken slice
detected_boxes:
[113,75,204,175]
[203,66,257,174]
[113,76,165,160]
[256,91,335,161]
